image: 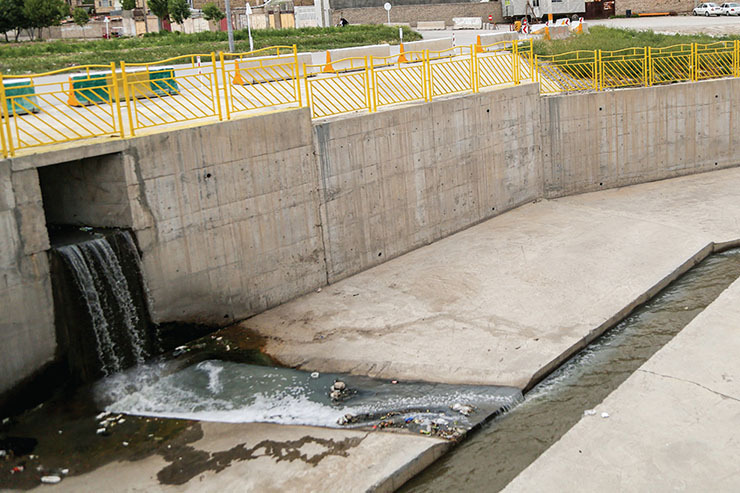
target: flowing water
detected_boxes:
[94,359,522,438]
[50,228,154,380]
[401,248,740,492]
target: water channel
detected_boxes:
[401,248,740,492]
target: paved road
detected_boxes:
[590,15,740,35]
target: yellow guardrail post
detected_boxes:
[109,61,124,138]
[364,56,373,113]
[424,50,431,101]
[0,74,8,158]
[646,46,652,86]
[596,49,602,91]
[534,54,540,89]
[219,52,231,120]
[120,61,135,137]
[529,38,534,78]
[691,43,697,82]
[735,40,740,78]
[369,55,378,112]
[293,45,302,108]
[470,45,478,93]
[210,52,223,122]
[513,40,519,85]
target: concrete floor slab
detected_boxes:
[244,167,740,390]
[503,275,740,491]
[23,422,447,493]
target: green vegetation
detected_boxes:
[121,0,136,10]
[0,25,421,74]
[168,0,190,26]
[533,26,740,57]
[202,2,225,22]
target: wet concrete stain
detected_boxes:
[157,433,367,485]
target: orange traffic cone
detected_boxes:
[322,51,335,73]
[67,77,81,107]
[398,43,408,63]
[475,35,484,53]
[232,60,245,85]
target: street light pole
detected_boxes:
[224,0,235,53]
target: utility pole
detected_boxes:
[224,0,235,53]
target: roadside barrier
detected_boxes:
[3,39,740,158]
[121,54,221,136]
[0,64,123,156]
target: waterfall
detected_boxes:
[51,229,154,381]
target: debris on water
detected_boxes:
[451,403,474,416]
[11,465,24,474]
[173,345,189,357]
[2,417,10,425]
[329,389,342,401]
[79,226,93,232]
[117,418,126,424]
[29,454,37,460]
[584,409,597,416]
[316,288,322,293]
[122,441,129,447]
[332,380,346,391]
[41,475,61,484]
[601,412,609,419]
[216,337,223,341]
[391,380,398,384]
[96,428,108,435]
[310,371,320,379]
[0,450,6,458]
[337,414,355,425]
[61,468,69,475]
[95,411,110,421]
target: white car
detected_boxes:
[720,2,740,15]
[693,2,724,15]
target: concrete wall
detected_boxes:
[4,75,740,397]
[616,0,693,15]
[541,79,740,197]
[332,2,504,27]
[0,163,54,395]
[315,84,541,281]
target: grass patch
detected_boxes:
[0,25,421,74]
[533,26,740,57]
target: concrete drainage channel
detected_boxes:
[400,248,740,492]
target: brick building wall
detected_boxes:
[615,0,695,15]
[332,2,504,27]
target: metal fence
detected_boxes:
[3,39,740,158]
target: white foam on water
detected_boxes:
[100,360,522,428]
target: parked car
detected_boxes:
[693,3,724,15]
[720,2,740,15]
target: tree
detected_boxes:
[0,0,28,42]
[201,2,223,22]
[72,7,88,38]
[122,0,136,10]
[23,0,67,39]
[148,0,168,30]
[167,0,189,26]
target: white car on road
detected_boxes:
[693,2,724,15]
[720,2,740,14]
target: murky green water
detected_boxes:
[402,248,740,493]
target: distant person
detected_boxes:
[339,17,349,27]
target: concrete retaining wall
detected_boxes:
[3,76,740,397]
[315,83,541,281]
[541,79,740,197]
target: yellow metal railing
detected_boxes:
[221,46,301,119]
[370,51,428,110]
[121,53,221,136]
[0,64,122,157]
[4,39,740,158]
[303,56,371,118]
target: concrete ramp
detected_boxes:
[244,167,740,390]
